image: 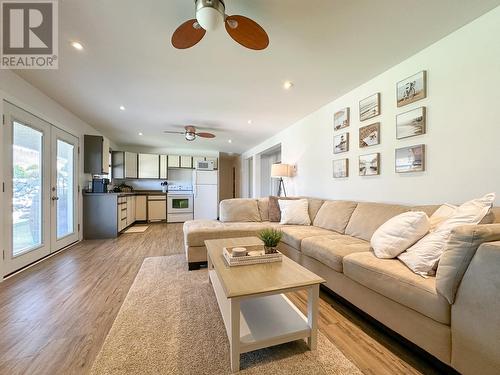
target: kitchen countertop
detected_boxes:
[83,190,168,196]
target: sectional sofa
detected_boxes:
[183,197,500,375]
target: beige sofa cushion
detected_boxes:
[411,205,440,217]
[436,224,500,304]
[345,202,410,241]
[257,197,269,221]
[301,234,370,272]
[343,252,450,324]
[183,220,278,247]
[303,197,325,222]
[219,199,261,222]
[313,201,358,234]
[280,226,333,250]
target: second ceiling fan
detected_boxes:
[171,0,269,50]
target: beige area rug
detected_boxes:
[123,225,150,233]
[90,255,362,375]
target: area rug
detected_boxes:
[90,255,362,375]
[123,225,149,233]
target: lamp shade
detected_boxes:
[271,163,293,178]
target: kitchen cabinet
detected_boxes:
[84,135,110,174]
[135,195,147,221]
[160,155,168,179]
[112,151,138,179]
[117,196,127,232]
[168,155,180,168]
[180,155,192,168]
[126,196,136,226]
[147,195,166,222]
[138,153,159,178]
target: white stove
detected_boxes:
[166,184,193,222]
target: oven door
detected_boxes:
[167,195,193,213]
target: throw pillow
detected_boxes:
[436,224,500,304]
[268,196,299,222]
[429,204,457,231]
[278,199,311,225]
[371,211,430,259]
[398,193,496,276]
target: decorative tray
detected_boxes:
[223,244,282,267]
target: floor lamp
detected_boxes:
[271,163,293,197]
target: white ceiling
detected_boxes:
[15,0,500,153]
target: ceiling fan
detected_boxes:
[164,125,216,141]
[171,0,269,50]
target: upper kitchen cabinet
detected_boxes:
[112,151,138,179]
[167,155,180,168]
[84,135,110,174]
[138,153,159,178]
[160,155,168,179]
[180,155,192,168]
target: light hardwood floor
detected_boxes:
[0,223,450,375]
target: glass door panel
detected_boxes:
[3,101,51,275]
[51,128,79,250]
[56,140,74,239]
[12,122,43,256]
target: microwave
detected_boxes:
[196,160,215,170]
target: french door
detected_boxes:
[3,102,79,275]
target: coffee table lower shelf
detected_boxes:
[209,269,319,372]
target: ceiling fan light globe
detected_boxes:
[196,7,222,31]
[185,132,196,141]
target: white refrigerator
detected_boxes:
[193,170,218,220]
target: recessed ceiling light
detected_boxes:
[283,81,294,90]
[247,120,252,124]
[71,41,84,50]
[228,139,232,143]
[138,132,143,136]
[119,105,125,111]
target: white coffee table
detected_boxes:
[205,237,325,372]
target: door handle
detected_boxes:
[51,196,59,201]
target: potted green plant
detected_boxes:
[258,228,283,254]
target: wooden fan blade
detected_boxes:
[184,125,196,133]
[225,15,269,50]
[196,132,216,139]
[171,19,206,49]
[163,131,185,134]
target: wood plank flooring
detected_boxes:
[0,223,448,375]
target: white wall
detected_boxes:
[242,7,500,206]
[0,70,108,276]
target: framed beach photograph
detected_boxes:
[334,132,349,154]
[359,122,380,148]
[334,108,350,131]
[359,93,380,121]
[333,159,349,178]
[396,107,426,139]
[359,153,380,176]
[395,144,425,173]
[397,71,427,107]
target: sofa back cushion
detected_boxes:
[257,197,269,221]
[303,197,325,222]
[219,199,261,222]
[436,224,500,304]
[313,201,358,234]
[345,202,410,241]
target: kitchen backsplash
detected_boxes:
[114,168,193,191]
